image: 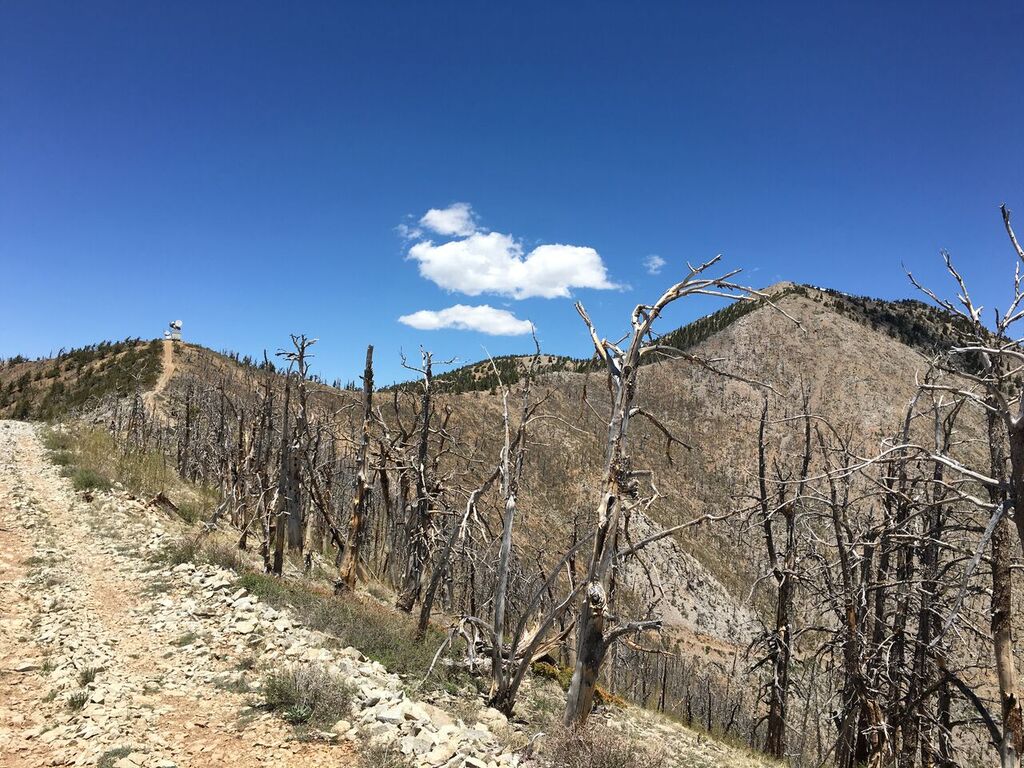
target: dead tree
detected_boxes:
[396,349,436,612]
[907,204,1024,766]
[753,394,812,760]
[271,373,293,575]
[338,344,374,590]
[563,256,766,728]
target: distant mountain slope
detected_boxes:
[389,282,967,395]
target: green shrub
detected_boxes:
[72,468,112,492]
[40,428,73,452]
[97,747,133,768]
[50,450,73,466]
[531,661,573,690]
[175,501,202,524]
[153,538,201,565]
[262,664,354,727]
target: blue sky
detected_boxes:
[2,2,1023,384]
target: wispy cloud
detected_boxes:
[644,254,666,275]
[398,304,534,335]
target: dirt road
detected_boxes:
[142,340,176,415]
[0,421,357,768]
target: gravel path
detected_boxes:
[0,420,358,768]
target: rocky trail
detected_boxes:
[0,422,518,768]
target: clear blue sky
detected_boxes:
[2,2,1023,384]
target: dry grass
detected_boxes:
[543,726,669,768]
[261,663,354,727]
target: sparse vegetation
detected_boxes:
[238,571,454,683]
[97,747,134,768]
[71,467,112,491]
[170,632,198,647]
[261,663,354,727]
[357,740,415,768]
[543,726,669,768]
[0,339,161,420]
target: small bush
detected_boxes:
[72,468,111,492]
[40,428,73,452]
[50,451,74,466]
[532,661,573,690]
[359,740,415,768]
[97,747,133,768]
[67,691,89,711]
[175,501,201,525]
[78,667,99,686]
[262,664,354,727]
[204,541,244,572]
[153,538,201,565]
[544,726,668,768]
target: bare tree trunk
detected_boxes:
[993,515,1022,767]
[272,376,292,576]
[990,409,1024,767]
[397,352,433,612]
[338,345,374,590]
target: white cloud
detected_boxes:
[644,254,666,275]
[407,231,617,299]
[398,304,534,335]
[419,202,477,237]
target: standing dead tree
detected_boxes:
[752,393,812,760]
[907,204,1024,767]
[563,256,770,728]
[396,349,457,612]
[338,344,374,590]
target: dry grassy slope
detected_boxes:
[7,289,963,657]
[432,292,981,652]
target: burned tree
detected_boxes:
[752,394,812,760]
[338,344,374,590]
[563,256,769,728]
[907,204,1024,766]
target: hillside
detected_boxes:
[1,421,781,768]
[0,340,163,421]
[387,283,968,396]
[0,284,970,638]
[1,281,999,765]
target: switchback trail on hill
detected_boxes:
[0,421,358,768]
